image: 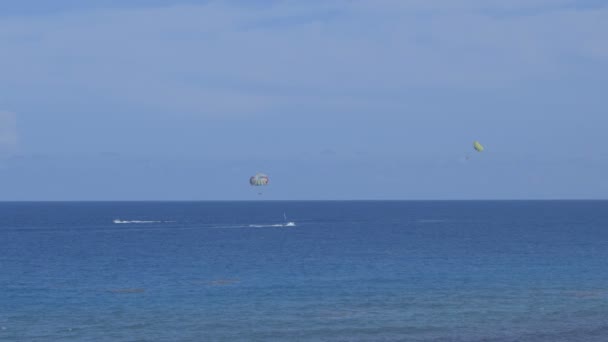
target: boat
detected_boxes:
[283,213,296,227]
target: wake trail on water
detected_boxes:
[112,220,296,229]
[249,223,294,228]
[113,219,175,224]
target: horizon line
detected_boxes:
[0,199,607,203]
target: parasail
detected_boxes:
[473,141,484,152]
[249,173,269,186]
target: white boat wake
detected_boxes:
[249,222,296,228]
[113,219,162,224]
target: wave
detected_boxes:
[249,222,296,228]
[249,224,283,228]
[113,219,162,224]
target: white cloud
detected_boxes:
[0,1,606,117]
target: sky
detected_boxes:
[0,0,606,200]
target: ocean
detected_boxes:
[1,201,607,341]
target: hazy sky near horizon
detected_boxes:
[0,0,607,200]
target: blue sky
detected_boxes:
[0,0,606,200]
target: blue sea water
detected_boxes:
[1,201,608,341]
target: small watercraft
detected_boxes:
[283,213,296,227]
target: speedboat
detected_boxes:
[283,212,296,227]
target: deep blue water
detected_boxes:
[1,201,608,341]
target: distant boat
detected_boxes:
[283,212,296,227]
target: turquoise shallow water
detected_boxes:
[1,201,608,341]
